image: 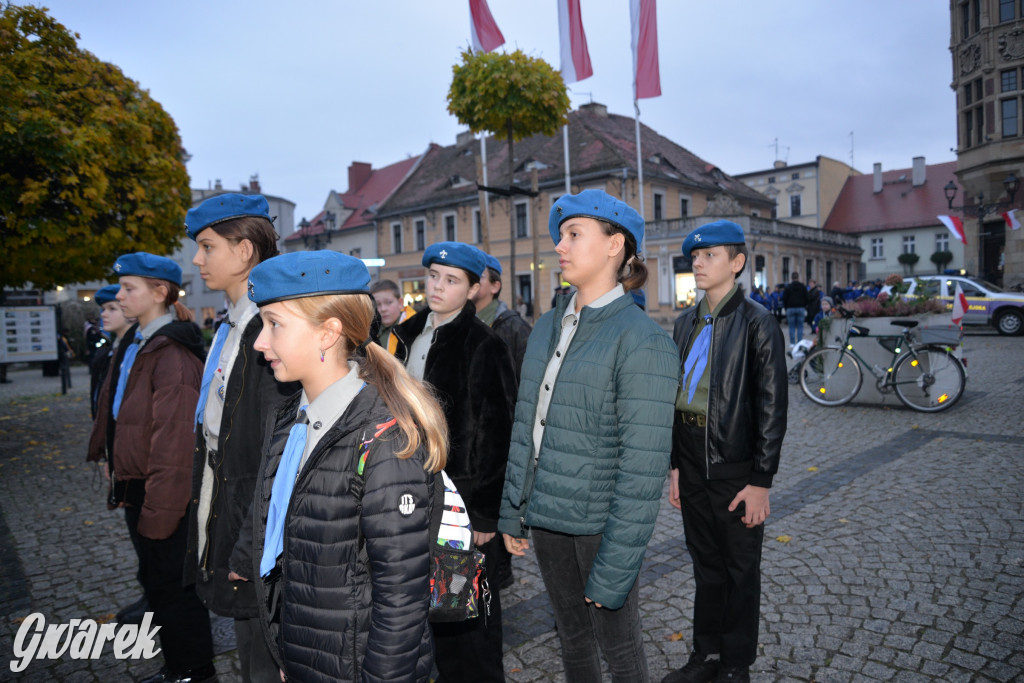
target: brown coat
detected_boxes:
[88,322,204,540]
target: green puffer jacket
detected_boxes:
[498,291,678,609]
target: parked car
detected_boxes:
[903,275,1024,336]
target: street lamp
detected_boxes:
[298,216,329,251]
[944,173,1019,281]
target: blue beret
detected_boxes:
[185,193,272,241]
[549,190,644,253]
[94,284,121,305]
[247,250,370,306]
[483,253,502,275]
[113,252,182,286]
[422,242,486,277]
[682,220,746,255]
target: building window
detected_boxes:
[936,232,950,252]
[473,209,482,243]
[782,256,790,281]
[415,219,425,251]
[392,222,403,254]
[514,201,529,239]
[349,247,362,258]
[871,237,884,259]
[973,0,981,34]
[1003,99,1019,137]
[805,259,813,282]
[1002,69,1018,93]
[965,109,974,148]
[791,172,800,180]
[1001,0,1015,22]
[444,214,456,242]
[680,197,690,217]
[902,235,915,254]
[767,176,776,184]
[653,191,664,220]
[962,1,971,38]
[790,195,802,217]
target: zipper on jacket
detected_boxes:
[704,317,715,476]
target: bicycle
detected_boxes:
[798,307,966,412]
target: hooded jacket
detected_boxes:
[88,320,205,540]
[490,299,532,381]
[671,292,788,485]
[392,302,517,533]
[183,316,299,618]
[245,386,434,682]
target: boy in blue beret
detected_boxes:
[665,221,788,683]
[392,241,517,682]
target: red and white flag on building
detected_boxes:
[1003,208,1021,230]
[469,0,504,53]
[630,0,661,99]
[952,282,969,325]
[557,0,592,83]
[938,215,967,245]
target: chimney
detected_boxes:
[912,156,926,187]
[873,163,882,193]
[456,130,476,147]
[579,102,608,117]
[249,174,261,193]
[347,162,372,192]
[773,160,786,169]
[214,178,223,191]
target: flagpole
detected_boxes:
[481,132,490,238]
[563,124,571,194]
[634,99,645,253]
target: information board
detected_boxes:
[1,306,59,363]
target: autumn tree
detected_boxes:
[0,4,191,296]
[447,49,570,303]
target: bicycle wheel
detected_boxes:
[799,347,862,406]
[892,344,966,412]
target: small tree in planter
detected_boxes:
[930,250,953,273]
[897,252,920,275]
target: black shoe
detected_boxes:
[661,651,719,683]
[116,595,149,625]
[138,664,217,683]
[715,666,750,683]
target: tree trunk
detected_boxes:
[507,118,515,307]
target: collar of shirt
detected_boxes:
[137,311,174,346]
[227,296,258,333]
[298,361,364,467]
[698,284,740,320]
[564,283,625,322]
[476,298,500,326]
[424,309,458,334]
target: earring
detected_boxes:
[319,348,325,363]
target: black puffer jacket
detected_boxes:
[246,385,434,682]
[183,316,298,618]
[393,302,517,532]
[671,292,788,487]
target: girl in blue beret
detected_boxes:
[89,285,132,419]
[499,190,679,682]
[242,251,447,682]
[87,253,216,683]
[182,194,298,683]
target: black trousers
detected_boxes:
[431,534,505,682]
[676,421,764,668]
[124,506,214,674]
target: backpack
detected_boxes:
[351,423,488,623]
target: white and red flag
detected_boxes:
[952,282,969,325]
[558,0,592,83]
[1003,208,1021,230]
[630,0,661,99]
[938,215,967,245]
[469,0,504,53]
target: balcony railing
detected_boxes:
[644,216,860,249]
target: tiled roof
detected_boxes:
[824,160,961,234]
[286,156,421,242]
[377,105,770,216]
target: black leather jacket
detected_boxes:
[671,292,788,487]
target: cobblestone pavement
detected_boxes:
[1,330,1022,681]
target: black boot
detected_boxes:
[116,595,149,625]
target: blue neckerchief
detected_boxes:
[682,315,713,404]
[111,332,143,419]
[194,321,230,427]
[260,407,309,577]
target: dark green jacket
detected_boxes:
[498,291,677,609]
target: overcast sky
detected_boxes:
[36,1,956,227]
